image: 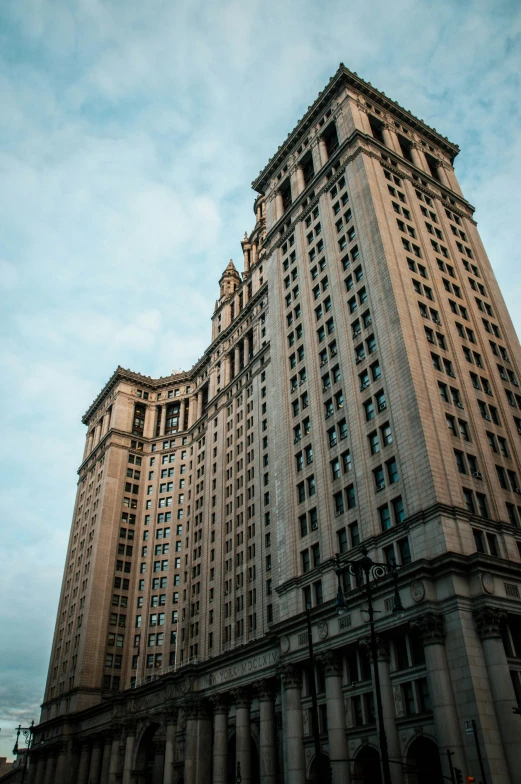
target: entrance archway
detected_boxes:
[134,722,165,784]
[226,732,260,784]
[406,737,442,784]
[308,752,330,783]
[353,746,382,784]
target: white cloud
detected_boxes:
[1,0,520,759]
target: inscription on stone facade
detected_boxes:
[206,650,279,686]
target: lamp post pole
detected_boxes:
[335,550,404,784]
[305,607,325,782]
[363,566,391,784]
[13,721,34,784]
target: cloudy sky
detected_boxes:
[1,0,520,758]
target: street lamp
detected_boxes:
[335,548,405,784]
[12,721,34,784]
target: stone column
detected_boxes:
[26,752,38,784]
[163,708,178,784]
[243,336,250,367]
[77,742,91,784]
[224,355,232,386]
[102,411,110,437]
[196,391,203,421]
[33,753,47,784]
[159,405,167,437]
[436,163,450,188]
[99,735,112,784]
[257,681,276,784]
[410,144,426,171]
[411,614,465,776]
[320,653,350,784]
[143,406,155,439]
[196,702,212,784]
[184,701,199,784]
[275,192,283,222]
[296,167,305,196]
[233,688,252,784]
[88,737,103,784]
[42,749,56,784]
[318,137,328,166]
[363,640,402,784]
[251,244,258,267]
[84,433,92,459]
[242,242,251,274]
[211,696,229,784]
[280,664,305,784]
[234,345,241,376]
[122,723,136,784]
[188,395,197,427]
[179,399,186,431]
[108,728,122,784]
[474,607,520,784]
[54,743,68,784]
[381,125,395,151]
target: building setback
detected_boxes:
[29,64,521,784]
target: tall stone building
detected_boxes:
[29,64,521,784]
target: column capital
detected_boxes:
[230,686,251,708]
[183,698,201,720]
[358,636,389,662]
[164,707,179,724]
[410,612,445,646]
[254,678,278,701]
[317,650,343,676]
[122,719,138,737]
[279,663,302,689]
[474,606,507,640]
[209,693,229,714]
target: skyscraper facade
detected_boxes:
[30,65,521,784]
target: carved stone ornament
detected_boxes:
[209,694,229,714]
[183,698,201,721]
[410,581,425,603]
[255,678,276,701]
[481,572,495,595]
[358,636,389,662]
[280,635,290,655]
[317,620,329,640]
[410,612,445,646]
[474,606,507,640]
[318,650,342,677]
[279,663,302,689]
[230,687,251,708]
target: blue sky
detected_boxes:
[0,0,520,758]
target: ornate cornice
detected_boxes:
[474,606,507,640]
[252,63,459,193]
